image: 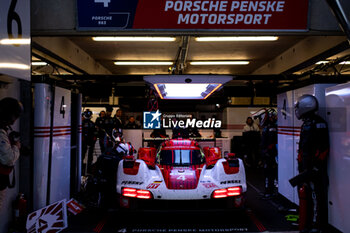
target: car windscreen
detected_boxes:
[158,149,204,166]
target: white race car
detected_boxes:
[116,139,247,209]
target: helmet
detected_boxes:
[112,128,123,142]
[82,109,93,119]
[252,108,277,127]
[295,95,318,120]
[0,97,23,125]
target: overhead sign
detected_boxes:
[77,0,308,31]
[0,0,30,80]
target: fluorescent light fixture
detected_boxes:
[0,38,31,45]
[144,75,232,100]
[316,61,329,65]
[92,36,176,42]
[195,36,278,42]
[190,61,249,65]
[114,61,173,65]
[0,63,30,70]
[32,61,48,66]
[316,61,350,65]
[154,83,221,100]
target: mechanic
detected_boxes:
[104,106,116,136]
[242,117,261,168]
[294,95,329,233]
[114,108,123,130]
[0,97,23,209]
[255,108,277,198]
[124,116,140,129]
[95,110,106,153]
[82,109,98,175]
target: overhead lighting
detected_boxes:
[92,36,176,42]
[0,38,31,45]
[195,36,278,42]
[144,75,232,100]
[32,61,48,66]
[114,61,173,65]
[0,63,30,70]
[154,83,222,100]
[340,61,350,65]
[190,61,249,65]
[316,61,329,65]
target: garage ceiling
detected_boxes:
[31,34,350,109]
[65,36,306,75]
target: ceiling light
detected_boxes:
[92,36,176,42]
[190,61,249,65]
[32,61,48,66]
[154,83,221,100]
[0,63,30,69]
[144,75,232,100]
[195,36,278,42]
[340,61,350,65]
[114,61,173,65]
[316,61,329,65]
[0,38,31,45]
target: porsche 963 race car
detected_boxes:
[116,139,247,209]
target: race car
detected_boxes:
[116,139,247,209]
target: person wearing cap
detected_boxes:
[104,106,116,138]
[0,97,23,209]
[82,109,98,175]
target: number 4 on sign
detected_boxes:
[94,0,110,7]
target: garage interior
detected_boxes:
[1,0,350,232]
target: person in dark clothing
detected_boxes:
[95,110,106,154]
[294,95,329,233]
[82,109,97,175]
[114,109,123,130]
[254,108,278,198]
[242,117,261,167]
[104,106,116,137]
[124,116,140,129]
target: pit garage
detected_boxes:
[1,0,350,232]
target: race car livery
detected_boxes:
[116,139,247,208]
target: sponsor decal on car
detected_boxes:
[202,183,218,189]
[121,181,144,185]
[220,180,241,185]
[146,183,161,189]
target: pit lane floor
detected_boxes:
[62,167,300,233]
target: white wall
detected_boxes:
[0,77,21,233]
[326,82,350,232]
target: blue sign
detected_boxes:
[77,0,138,29]
[143,110,161,129]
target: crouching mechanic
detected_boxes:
[294,95,329,233]
[0,98,23,209]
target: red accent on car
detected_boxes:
[212,189,228,198]
[123,162,140,175]
[222,161,239,174]
[138,147,157,167]
[121,187,152,199]
[204,147,221,167]
[158,165,203,189]
[212,186,242,198]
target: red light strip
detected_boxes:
[213,186,241,198]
